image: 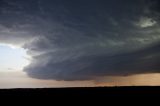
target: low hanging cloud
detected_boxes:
[0,0,160,81]
[25,43,160,81]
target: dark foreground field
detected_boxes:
[1,86,160,97]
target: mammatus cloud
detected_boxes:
[0,0,160,81]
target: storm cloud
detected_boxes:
[0,0,160,80]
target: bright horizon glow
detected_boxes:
[0,44,30,72]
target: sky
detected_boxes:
[0,0,160,88]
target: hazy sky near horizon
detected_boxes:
[0,0,160,88]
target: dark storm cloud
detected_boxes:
[0,0,160,80]
[25,43,160,81]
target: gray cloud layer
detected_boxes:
[0,0,160,80]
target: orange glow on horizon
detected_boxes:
[94,73,160,86]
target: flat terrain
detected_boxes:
[0,87,160,97]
